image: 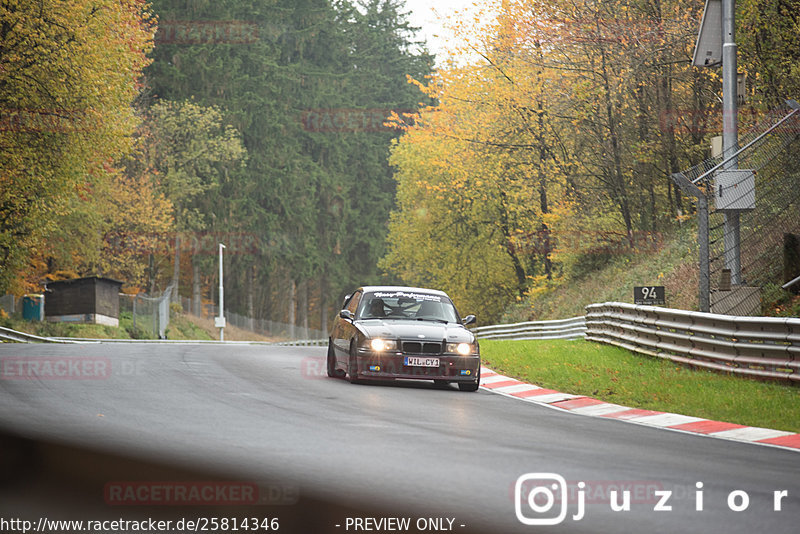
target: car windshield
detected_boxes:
[358,291,459,323]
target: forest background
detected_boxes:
[2,0,799,328]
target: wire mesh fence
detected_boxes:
[177,296,327,341]
[674,105,800,314]
[3,288,325,341]
[119,286,172,339]
[0,294,17,315]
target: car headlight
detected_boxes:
[446,342,474,355]
[369,338,397,351]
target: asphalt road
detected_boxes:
[0,343,798,533]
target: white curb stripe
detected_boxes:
[476,367,799,452]
[480,374,514,384]
[621,413,706,428]
[525,393,580,404]
[570,403,629,416]
[709,427,794,442]
[494,384,541,394]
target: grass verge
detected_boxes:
[1,313,135,339]
[1,310,273,342]
[502,224,700,322]
[480,338,800,433]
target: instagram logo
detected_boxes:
[515,473,570,526]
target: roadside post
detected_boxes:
[216,243,226,341]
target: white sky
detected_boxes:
[400,0,497,64]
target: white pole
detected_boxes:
[721,0,741,284]
[219,243,226,341]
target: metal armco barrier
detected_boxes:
[276,339,327,347]
[585,302,800,382]
[471,317,586,340]
[0,326,74,344]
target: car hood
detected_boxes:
[356,319,475,343]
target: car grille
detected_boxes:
[401,341,442,355]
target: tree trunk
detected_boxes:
[192,259,201,316]
[171,234,180,301]
[300,280,309,338]
[599,41,634,243]
[537,108,553,280]
[288,279,296,339]
[247,264,255,331]
[319,272,328,333]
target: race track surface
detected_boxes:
[1,343,797,533]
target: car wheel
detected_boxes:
[326,341,342,378]
[458,367,480,392]
[347,341,361,384]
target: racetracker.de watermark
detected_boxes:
[0,357,145,380]
[301,108,414,133]
[301,356,327,380]
[104,481,299,506]
[658,108,800,135]
[155,20,259,45]
[507,230,663,257]
[103,231,262,257]
[525,16,674,45]
[0,108,99,133]
[1,357,110,380]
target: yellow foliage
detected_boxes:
[383,0,709,321]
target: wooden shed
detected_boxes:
[44,277,123,327]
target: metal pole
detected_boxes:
[218,242,226,341]
[698,196,710,312]
[721,0,741,284]
[782,273,800,291]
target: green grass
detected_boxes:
[165,313,215,340]
[1,313,136,339]
[502,224,700,322]
[480,338,800,433]
[1,310,214,341]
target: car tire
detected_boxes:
[326,341,341,378]
[458,367,480,392]
[347,341,361,384]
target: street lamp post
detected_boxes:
[721,0,742,284]
[215,243,226,341]
[693,0,745,289]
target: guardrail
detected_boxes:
[276,339,327,347]
[471,316,586,340]
[0,326,76,344]
[0,326,286,345]
[585,302,800,382]
[10,303,799,387]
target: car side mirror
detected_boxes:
[339,309,354,321]
[462,314,476,326]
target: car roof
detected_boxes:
[358,285,449,297]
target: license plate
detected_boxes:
[404,356,439,367]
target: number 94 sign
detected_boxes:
[634,286,665,306]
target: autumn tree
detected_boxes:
[738,0,800,108]
[0,0,155,293]
[145,0,433,327]
[383,0,716,321]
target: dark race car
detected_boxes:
[327,286,480,391]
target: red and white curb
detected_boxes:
[479,367,800,452]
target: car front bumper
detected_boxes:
[355,348,480,381]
